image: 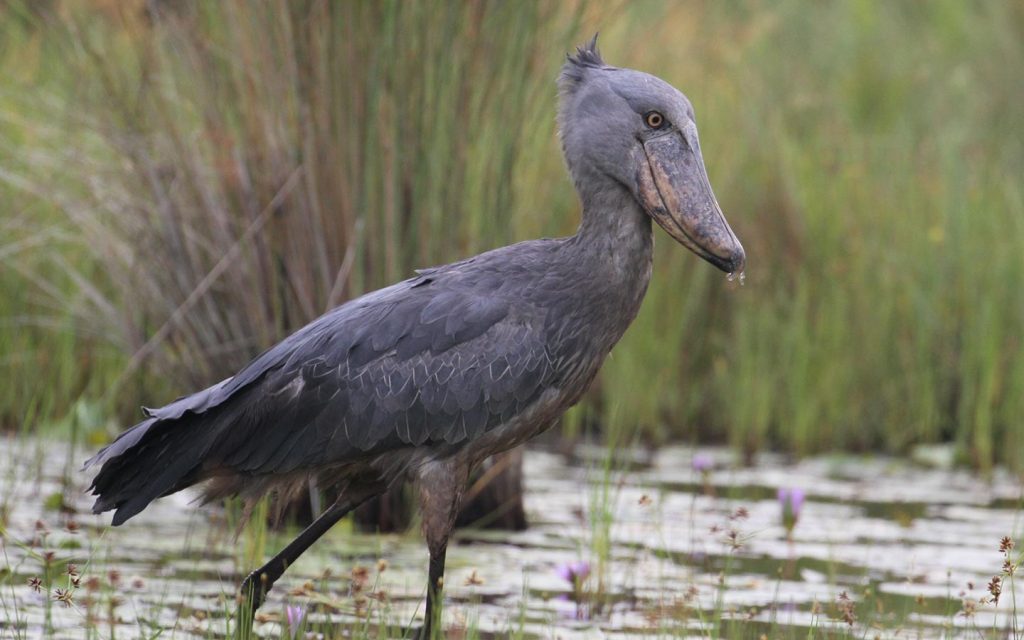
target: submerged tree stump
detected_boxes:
[268,448,527,533]
[455,447,527,531]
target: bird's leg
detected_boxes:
[417,460,468,640]
[238,482,384,623]
[423,538,448,639]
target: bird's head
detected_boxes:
[558,36,745,275]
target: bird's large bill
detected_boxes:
[635,130,745,275]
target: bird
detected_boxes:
[85,36,744,638]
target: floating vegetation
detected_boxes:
[3,439,1024,637]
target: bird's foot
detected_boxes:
[238,570,269,617]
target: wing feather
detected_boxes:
[91,255,562,512]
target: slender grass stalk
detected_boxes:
[1,1,1023,471]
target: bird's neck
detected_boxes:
[572,180,654,279]
[565,180,655,343]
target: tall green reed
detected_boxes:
[2,0,1023,473]
[1,0,581,423]
[598,0,1024,471]
[0,2,125,429]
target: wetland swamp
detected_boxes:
[2,438,1023,639]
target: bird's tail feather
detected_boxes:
[85,411,225,526]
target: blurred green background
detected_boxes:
[1,0,1022,471]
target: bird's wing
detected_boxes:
[138,278,425,423]
[176,275,556,477]
[86,254,567,524]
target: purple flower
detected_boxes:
[286,604,305,637]
[555,560,591,586]
[692,453,713,473]
[555,560,591,614]
[778,488,805,536]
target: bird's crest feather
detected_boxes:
[567,34,604,69]
[559,34,607,91]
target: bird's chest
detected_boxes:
[459,386,572,467]
[552,256,652,361]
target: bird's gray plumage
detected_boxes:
[87,234,642,524]
[86,38,745,634]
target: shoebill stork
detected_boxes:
[86,38,744,637]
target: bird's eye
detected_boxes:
[644,111,666,129]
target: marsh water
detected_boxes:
[2,437,1023,639]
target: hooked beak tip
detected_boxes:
[727,247,746,275]
[709,244,745,275]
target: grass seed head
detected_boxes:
[988,576,1002,605]
[53,587,73,607]
[836,591,856,626]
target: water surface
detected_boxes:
[2,437,1022,638]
